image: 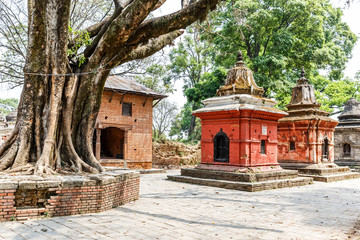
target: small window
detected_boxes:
[290,141,296,151]
[261,140,266,154]
[122,102,132,116]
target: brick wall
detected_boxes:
[97,91,153,169]
[0,171,140,221]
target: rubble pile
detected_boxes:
[152,141,200,168]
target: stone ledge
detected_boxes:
[181,168,299,182]
[168,175,313,192]
[299,172,360,182]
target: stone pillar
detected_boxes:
[96,128,101,160]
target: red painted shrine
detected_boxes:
[193,53,287,172]
[168,52,313,191]
[277,69,360,181]
[277,69,338,166]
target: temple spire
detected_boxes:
[217,50,264,97]
[300,66,305,78]
[237,50,244,62]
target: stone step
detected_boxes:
[295,167,350,176]
[181,168,299,182]
[299,172,360,182]
[138,169,166,174]
[167,175,313,192]
[335,161,360,167]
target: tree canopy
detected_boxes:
[200,0,357,106]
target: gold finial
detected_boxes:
[237,50,244,62]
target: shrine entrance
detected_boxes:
[322,138,329,161]
[213,130,229,163]
[343,143,351,157]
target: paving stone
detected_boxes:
[0,170,358,239]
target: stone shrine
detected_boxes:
[277,69,360,181]
[334,98,360,167]
[168,51,313,191]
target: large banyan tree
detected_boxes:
[0,0,220,174]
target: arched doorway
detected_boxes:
[343,143,351,157]
[213,129,229,162]
[322,137,329,161]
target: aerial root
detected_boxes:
[0,142,19,171]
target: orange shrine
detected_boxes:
[168,51,313,191]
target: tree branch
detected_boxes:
[126,0,221,45]
[122,30,183,63]
[85,0,160,58]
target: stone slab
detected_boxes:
[167,175,312,192]
[299,172,360,182]
[138,169,166,174]
[181,168,299,182]
[335,160,360,167]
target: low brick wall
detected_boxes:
[0,170,139,221]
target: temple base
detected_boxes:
[335,160,360,167]
[279,162,360,182]
[167,168,312,192]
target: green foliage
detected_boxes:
[199,0,357,108]
[169,27,213,90]
[135,64,174,94]
[168,27,215,140]
[312,77,360,112]
[67,26,92,66]
[0,98,18,115]
[169,102,201,141]
[185,68,227,105]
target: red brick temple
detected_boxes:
[168,51,313,191]
[94,76,167,169]
[277,68,360,182]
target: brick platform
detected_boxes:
[168,168,313,192]
[0,170,139,221]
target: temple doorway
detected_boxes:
[322,138,329,161]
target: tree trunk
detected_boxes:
[0,0,221,175]
[0,0,104,175]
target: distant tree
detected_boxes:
[170,102,201,141]
[153,100,178,140]
[169,27,213,138]
[311,76,360,112]
[0,98,18,115]
[135,61,174,94]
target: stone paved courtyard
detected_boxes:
[0,170,359,240]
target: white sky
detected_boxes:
[0,0,359,110]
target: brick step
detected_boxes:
[181,168,300,183]
[167,175,313,192]
[299,172,360,182]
